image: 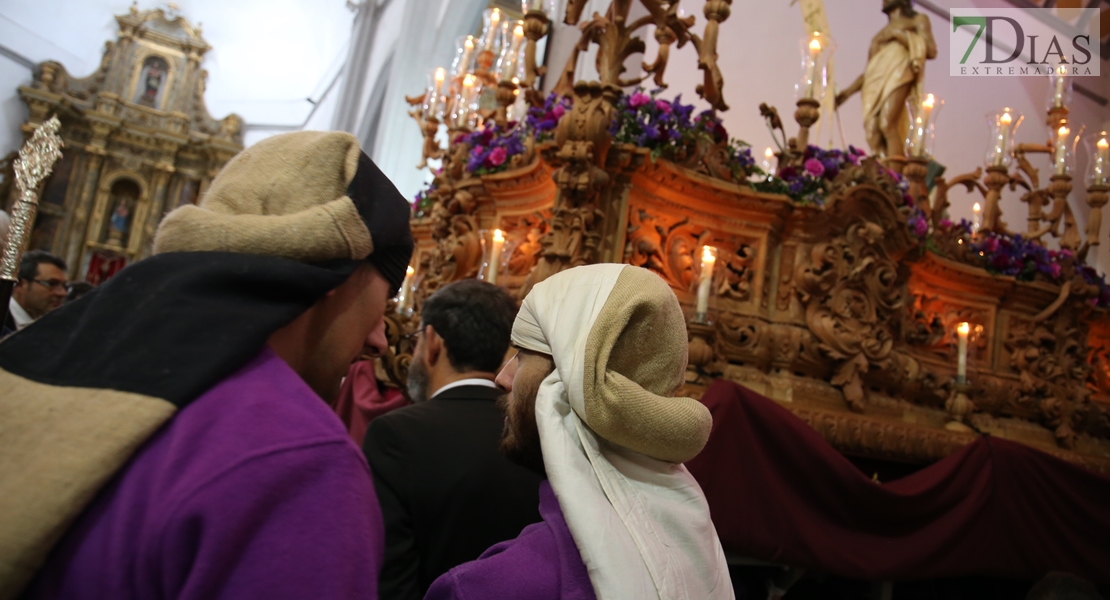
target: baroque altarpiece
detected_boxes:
[5,4,242,283]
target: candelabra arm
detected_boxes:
[1083,184,1109,264]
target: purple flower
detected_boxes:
[629,92,651,109]
[804,158,825,177]
[912,216,928,237]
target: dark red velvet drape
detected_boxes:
[686,380,1110,584]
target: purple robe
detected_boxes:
[425,481,596,600]
[24,347,385,599]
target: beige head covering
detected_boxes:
[513,263,733,600]
[154,131,373,263]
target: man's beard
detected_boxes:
[497,390,546,478]
[406,353,430,403]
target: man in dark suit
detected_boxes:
[364,279,541,600]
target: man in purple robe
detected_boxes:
[0,131,413,599]
[427,264,735,600]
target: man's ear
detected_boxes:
[423,324,443,367]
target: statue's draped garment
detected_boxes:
[861,27,927,153]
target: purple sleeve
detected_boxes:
[153,440,384,600]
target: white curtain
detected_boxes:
[333,0,486,201]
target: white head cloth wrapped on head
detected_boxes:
[512,263,734,600]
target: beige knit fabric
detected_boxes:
[0,370,175,600]
[153,131,373,262]
[582,266,712,463]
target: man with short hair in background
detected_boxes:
[5,250,68,332]
[363,279,542,600]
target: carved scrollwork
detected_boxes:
[795,180,914,411]
[1005,309,1093,448]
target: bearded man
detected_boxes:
[0,131,413,599]
[364,279,541,600]
[427,263,734,600]
[835,0,936,159]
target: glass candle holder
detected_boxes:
[985,108,1023,168]
[451,74,481,129]
[423,67,448,119]
[496,22,526,82]
[451,36,476,77]
[905,92,943,159]
[1087,130,1109,187]
[479,8,503,53]
[521,0,556,17]
[1049,121,1082,177]
[795,31,836,101]
[1047,67,1073,111]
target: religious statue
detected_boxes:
[835,0,936,159]
[108,198,130,245]
[135,56,168,108]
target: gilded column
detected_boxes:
[65,147,107,278]
[133,164,173,257]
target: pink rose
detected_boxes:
[1050,263,1062,279]
[488,146,507,166]
[552,104,566,119]
[656,100,672,114]
[804,158,825,177]
[629,92,651,109]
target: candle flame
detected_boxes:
[702,246,716,265]
[808,38,822,53]
[463,74,475,87]
[973,202,981,213]
[490,8,500,23]
[957,322,970,336]
[435,67,445,82]
[764,147,774,159]
[1000,112,1012,125]
[465,37,474,50]
[493,229,504,242]
[1058,125,1069,138]
[406,266,415,277]
[923,94,935,109]
[1099,137,1109,150]
[514,24,524,37]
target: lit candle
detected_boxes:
[1054,125,1069,176]
[500,24,525,82]
[956,321,969,384]
[805,37,822,99]
[972,202,982,232]
[695,246,716,321]
[762,146,775,174]
[429,67,446,117]
[456,74,476,127]
[1095,134,1109,186]
[1053,68,1068,109]
[910,93,935,157]
[488,229,505,285]
[397,265,415,314]
[993,111,1013,167]
[483,9,501,51]
[459,37,475,76]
